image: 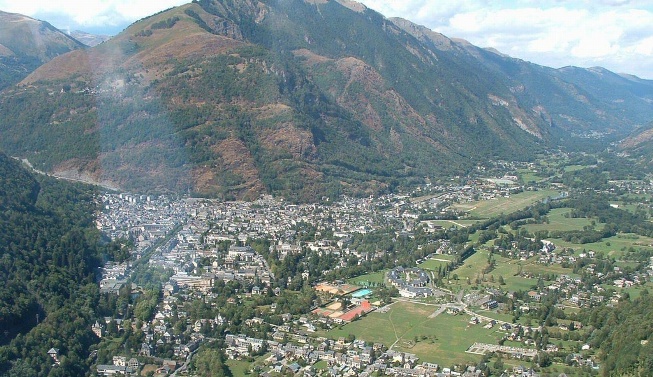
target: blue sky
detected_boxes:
[1,0,652,78]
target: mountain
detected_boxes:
[69,30,111,47]
[618,122,653,166]
[390,18,653,140]
[0,0,652,201]
[0,10,86,90]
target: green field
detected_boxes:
[419,256,455,273]
[453,190,559,219]
[320,301,503,366]
[563,165,586,172]
[447,249,578,293]
[227,359,253,377]
[348,270,387,286]
[547,233,653,257]
[522,208,598,232]
[517,168,546,183]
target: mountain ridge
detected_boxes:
[0,10,85,89]
[0,0,652,201]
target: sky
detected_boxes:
[1,0,652,79]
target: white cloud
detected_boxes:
[0,0,188,28]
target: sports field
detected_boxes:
[418,256,455,272]
[348,270,387,286]
[321,301,504,365]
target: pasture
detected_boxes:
[522,208,599,232]
[547,233,653,257]
[453,190,559,219]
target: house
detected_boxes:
[128,358,139,371]
[47,348,60,364]
[140,343,153,357]
[288,362,301,373]
[92,320,104,338]
[96,365,136,376]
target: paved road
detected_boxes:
[171,348,199,376]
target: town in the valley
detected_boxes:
[87,158,653,377]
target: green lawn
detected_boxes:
[517,168,546,183]
[320,301,503,366]
[453,190,559,219]
[348,270,387,286]
[227,359,253,377]
[620,283,653,300]
[523,208,598,233]
[419,258,454,272]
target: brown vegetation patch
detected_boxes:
[52,158,121,191]
[621,127,653,149]
[260,124,317,159]
[293,48,333,65]
[252,103,293,119]
[133,33,244,70]
[0,43,14,57]
[210,137,265,196]
[336,0,367,13]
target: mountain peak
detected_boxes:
[69,30,111,47]
[0,9,85,89]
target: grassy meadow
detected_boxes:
[453,190,559,219]
[320,301,506,366]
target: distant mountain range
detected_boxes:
[69,30,111,47]
[0,10,86,89]
[0,0,652,201]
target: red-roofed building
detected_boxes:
[338,301,373,322]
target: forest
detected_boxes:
[0,152,124,376]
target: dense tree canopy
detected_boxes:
[0,152,118,375]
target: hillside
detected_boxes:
[0,10,85,90]
[391,17,653,139]
[0,0,652,200]
[618,122,653,169]
[0,152,122,375]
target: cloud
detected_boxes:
[0,0,188,32]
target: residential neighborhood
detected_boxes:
[86,167,653,376]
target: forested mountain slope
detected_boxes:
[0,153,121,376]
[0,0,651,201]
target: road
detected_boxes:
[171,348,200,376]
